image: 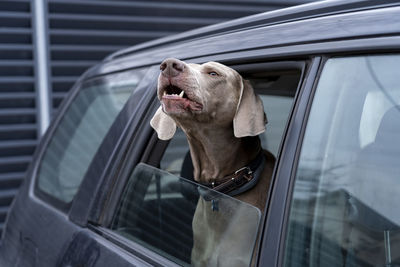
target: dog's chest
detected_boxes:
[191,197,259,267]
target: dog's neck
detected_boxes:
[180,124,261,183]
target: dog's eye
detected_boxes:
[208,71,218,76]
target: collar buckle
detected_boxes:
[234,166,253,176]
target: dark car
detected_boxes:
[1,0,400,266]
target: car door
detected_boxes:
[0,66,159,266]
[79,56,321,266]
[263,54,400,267]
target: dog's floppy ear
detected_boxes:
[150,106,177,140]
[233,79,267,138]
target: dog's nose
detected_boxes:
[160,58,185,77]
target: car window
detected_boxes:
[110,163,261,266]
[284,55,400,266]
[103,62,304,265]
[37,68,147,204]
[161,66,301,177]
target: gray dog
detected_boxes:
[151,58,275,266]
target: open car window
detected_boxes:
[101,61,305,265]
[110,163,261,266]
[161,62,302,178]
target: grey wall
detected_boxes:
[0,0,314,236]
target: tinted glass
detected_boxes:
[111,163,261,266]
[37,69,146,203]
[284,55,400,266]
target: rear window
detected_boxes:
[36,68,146,204]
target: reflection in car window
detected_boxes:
[110,163,261,266]
[37,69,146,203]
[284,55,400,266]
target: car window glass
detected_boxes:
[284,55,400,266]
[110,163,261,266]
[160,67,300,177]
[37,68,146,203]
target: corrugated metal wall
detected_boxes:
[0,0,313,236]
[47,0,313,110]
[0,0,36,234]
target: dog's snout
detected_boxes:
[160,58,185,77]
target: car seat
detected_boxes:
[348,105,400,266]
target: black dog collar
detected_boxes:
[198,151,266,200]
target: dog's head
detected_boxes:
[151,58,267,140]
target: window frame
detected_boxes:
[264,56,331,267]
[91,58,313,265]
[258,56,323,266]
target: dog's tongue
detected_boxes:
[162,95,202,114]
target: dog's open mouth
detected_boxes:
[163,85,188,99]
[161,84,203,113]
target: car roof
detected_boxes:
[106,0,399,60]
[84,0,400,78]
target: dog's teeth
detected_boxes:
[163,91,166,96]
[179,90,184,98]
